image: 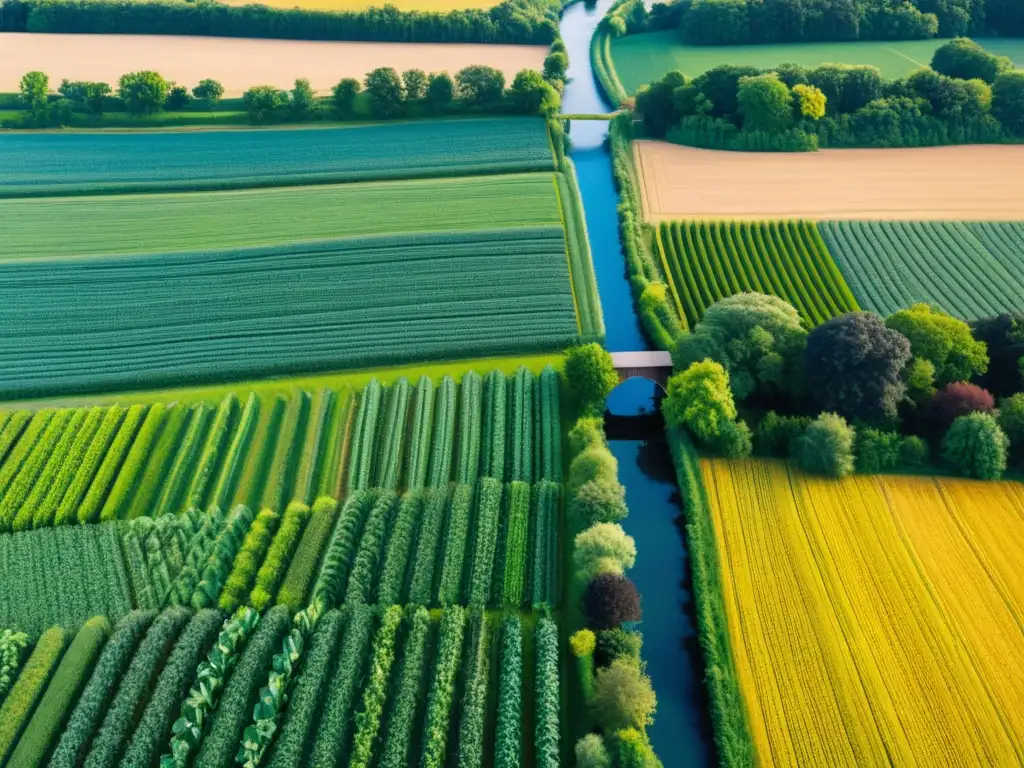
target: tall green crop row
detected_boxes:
[100,403,167,522]
[534,616,560,768]
[437,483,474,607]
[481,370,507,482]
[311,491,374,608]
[119,609,223,768]
[16,409,87,530]
[121,514,197,611]
[250,501,311,611]
[375,378,411,491]
[276,497,338,613]
[219,509,279,613]
[344,491,397,604]
[539,366,561,482]
[315,391,352,500]
[405,377,435,492]
[501,481,531,607]
[529,481,560,607]
[1,408,73,531]
[420,606,466,768]
[455,372,483,486]
[508,368,534,484]
[456,611,491,768]
[50,611,154,768]
[0,626,68,764]
[494,616,522,768]
[379,607,431,768]
[234,395,284,512]
[348,605,403,768]
[407,489,450,606]
[347,380,384,495]
[155,404,212,518]
[159,606,259,768]
[77,403,148,524]
[376,491,423,606]
[427,377,457,489]
[309,604,375,767]
[0,629,30,702]
[127,404,191,519]
[265,608,345,768]
[262,390,311,514]
[191,504,255,609]
[468,478,503,608]
[206,393,259,512]
[294,389,335,505]
[182,390,236,509]
[192,606,290,767]
[0,410,54,508]
[0,411,31,465]
[35,407,104,527]
[83,606,191,768]
[168,507,227,608]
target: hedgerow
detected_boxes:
[347,381,383,495]
[35,407,104,527]
[294,389,335,504]
[0,629,30,702]
[160,607,259,768]
[49,611,154,768]
[154,404,213,518]
[218,509,278,613]
[100,403,167,522]
[262,390,310,514]
[376,491,423,606]
[482,370,508,480]
[375,379,411,490]
[420,606,466,768]
[501,481,531,606]
[408,489,450,605]
[456,372,483,486]
[308,604,375,767]
[191,504,255,609]
[192,605,290,767]
[405,377,435,491]
[250,501,311,611]
[126,404,191,519]
[456,611,491,768]
[427,377,457,488]
[468,478,503,607]
[187,393,239,511]
[209,393,259,511]
[2,408,73,531]
[118,609,223,768]
[534,616,560,768]
[348,605,403,768]
[14,409,85,531]
[83,606,191,768]
[311,491,374,608]
[77,403,147,524]
[438,484,474,606]
[345,491,397,604]
[379,607,431,768]
[494,616,522,768]
[275,497,338,612]
[264,609,345,768]
[0,626,68,764]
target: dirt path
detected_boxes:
[634,140,1024,220]
[0,33,546,97]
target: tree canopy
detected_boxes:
[941,412,1008,479]
[589,658,657,731]
[931,37,1014,83]
[885,303,988,387]
[117,71,169,115]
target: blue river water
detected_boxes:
[558,2,716,764]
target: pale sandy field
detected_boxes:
[220,0,495,9]
[634,140,1024,220]
[0,33,546,97]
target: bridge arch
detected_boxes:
[609,351,673,394]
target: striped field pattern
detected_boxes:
[819,221,1024,320]
[656,220,858,327]
[701,458,1024,766]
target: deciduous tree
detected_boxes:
[942,412,1008,479]
[583,573,642,629]
[118,71,169,115]
[589,659,656,731]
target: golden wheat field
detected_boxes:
[700,458,1024,766]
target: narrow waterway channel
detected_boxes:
[558,3,716,764]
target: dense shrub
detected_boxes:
[534,616,560,768]
[494,616,522,768]
[0,626,68,764]
[568,416,604,455]
[898,435,930,467]
[7,617,108,768]
[664,360,751,457]
[576,733,612,768]
[885,303,988,387]
[49,611,154,768]
[928,382,995,436]
[379,607,431,768]
[595,628,643,668]
[219,508,278,612]
[797,412,856,477]
[614,727,661,768]
[275,496,338,612]
[573,523,637,583]
[993,71,1024,136]
[565,344,618,415]
[583,573,642,630]
[855,428,902,473]
[569,479,628,527]
[571,629,596,701]
[942,412,1009,479]
[971,313,1024,396]
[568,444,618,494]
[420,607,466,768]
[754,411,810,457]
[998,393,1024,461]
[590,659,656,733]
[931,37,1014,83]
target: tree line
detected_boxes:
[0,0,560,45]
[635,37,1024,150]
[625,0,1024,45]
[8,63,564,128]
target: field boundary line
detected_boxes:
[551,175,584,338]
[654,224,686,320]
[885,47,927,68]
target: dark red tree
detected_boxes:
[583,574,642,630]
[928,382,995,437]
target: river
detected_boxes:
[558,2,716,765]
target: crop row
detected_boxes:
[656,219,859,327]
[820,220,1024,321]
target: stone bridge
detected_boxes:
[609,350,673,392]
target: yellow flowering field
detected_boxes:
[701,458,1024,766]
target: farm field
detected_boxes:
[219,0,498,9]
[820,221,1024,320]
[609,32,952,93]
[634,141,1024,220]
[655,219,858,326]
[0,32,546,97]
[0,117,555,197]
[701,458,1024,766]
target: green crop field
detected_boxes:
[820,221,1024,320]
[656,219,859,327]
[0,117,555,197]
[610,32,953,93]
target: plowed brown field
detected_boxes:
[634,140,1024,221]
[0,33,546,97]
